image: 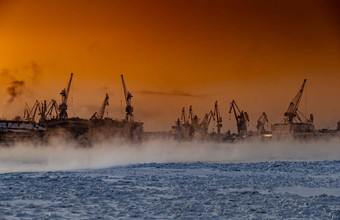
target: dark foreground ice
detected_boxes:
[0,161,339,219]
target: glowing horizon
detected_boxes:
[0,0,339,132]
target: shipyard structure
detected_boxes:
[171,79,339,142]
[0,75,339,145]
[0,73,143,145]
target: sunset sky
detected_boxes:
[0,0,339,132]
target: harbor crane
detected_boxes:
[272,79,314,137]
[23,100,40,122]
[40,100,59,121]
[188,105,200,127]
[190,106,201,132]
[121,74,134,121]
[282,79,313,124]
[256,112,269,134]
[91,93,109,120]
[229,100,249,136]
[188,106,193,124]
[181,107,187,124]
[59,73,73,119]
[200,111,214,133]
[214,101,222,134]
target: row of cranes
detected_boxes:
[173,103,218,140]
[21,73,142,143]
[23,73,74,122]
[23,74,134,123]
[172,78,315,141]
[21,76,320,142]
[172,99,270,141]
[90,74,133,121]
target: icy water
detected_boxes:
[0,161,339,219]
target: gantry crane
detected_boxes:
[256,112,268,134]
[59,73,73,119]
[91,93,109,120]
[282,79,313,123]
[214,101,222,134]
[229,100,249,136]
[121,74,134,121]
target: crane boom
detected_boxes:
[64,73,73,104]
[229,100,249,136]
[188,106,193,124]
[207,111,214,125]
[98,93,109,119]
[23,100,40,122]
[229,100,239,119]
[214,101,222,134]
[121,74,134,121]
[283,79,307,123]
[121,74,128,103]
[200,111,214,132]
[59,73,73,119]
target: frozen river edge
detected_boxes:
[0,160,339,219]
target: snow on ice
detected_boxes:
[0,139,339,219]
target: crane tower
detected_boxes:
[59,73,73,119]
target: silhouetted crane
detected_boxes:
[59,73,73,119]
[229,100,249,136]
[213,101,222,134]
[39,99,59,121]
[256,112,268,134]
[91,93,109,120]
[121,74,134,121]
[200,111,214,134]
[282,79,313,124]
[181,107,187,124]
[23,100,40,122]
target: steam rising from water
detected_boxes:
[7,80,25,103]
[0,137,339,173]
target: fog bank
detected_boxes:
[0,137,339,173]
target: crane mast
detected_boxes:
[256,112,269,134]
[59,73,73,119]
[188,106,193,124]
[181,107,187,124]
[214,101,222,134]
[121,74,134,121]
[98,93,109,119]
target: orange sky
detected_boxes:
[0,0,339,132]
